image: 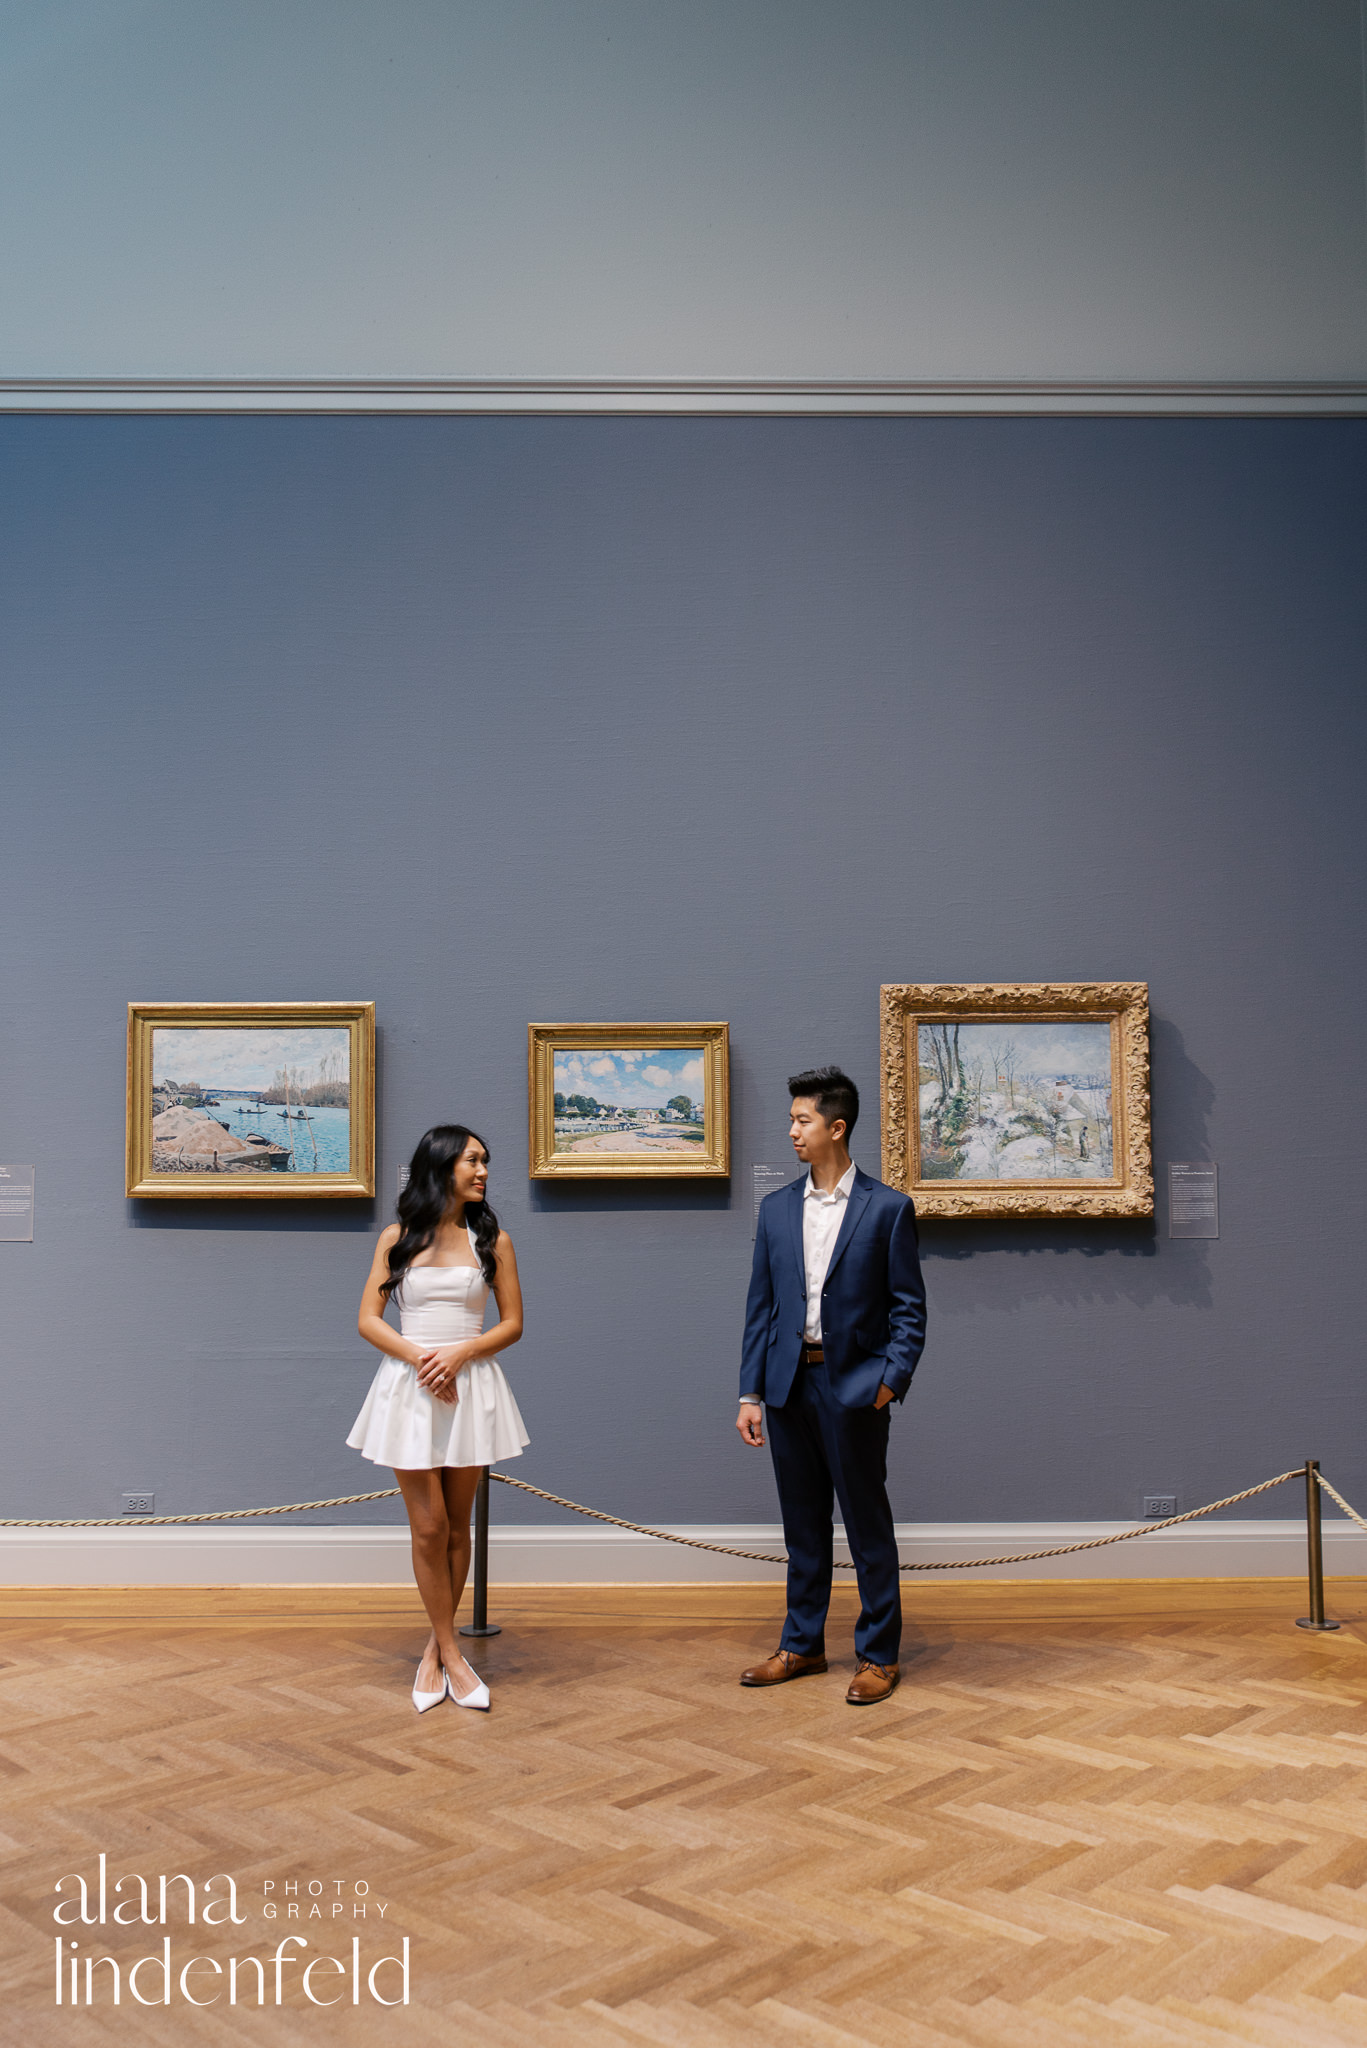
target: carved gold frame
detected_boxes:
[881,983,1152,1218]
[126,1001,376,1198]
[528,1022,730,1179]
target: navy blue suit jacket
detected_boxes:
[740,1167,927,1410]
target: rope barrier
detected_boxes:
[2,1466,1362,1574]
[488,1466,1312,1570]
[0,1489,401,1528]
[1314,1469,1367,1537]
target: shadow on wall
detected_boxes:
[918,1015,1214,1313]
[127,1198,380,1234]
[528,1179,733,1215]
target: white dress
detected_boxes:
[347,1230,530,1469]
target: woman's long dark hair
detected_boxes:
[381,1124,500,1299]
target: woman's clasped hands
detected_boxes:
[414,1341,477,1402]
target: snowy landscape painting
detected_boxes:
[917,1020,1114,1181]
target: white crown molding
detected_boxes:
[0,378,1365,416]
[2,1519,1361,1584]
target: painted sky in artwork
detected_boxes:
[152,1027,350,1089]
[554,1047,704,1107]
[920,1021,1111,1078]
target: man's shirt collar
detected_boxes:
[803,1162,857,1203]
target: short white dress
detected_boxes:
[347,1231,530,1469]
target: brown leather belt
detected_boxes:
[800,1342,825,1363]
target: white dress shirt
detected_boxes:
[802,1162,856,1343]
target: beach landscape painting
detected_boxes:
[881,983,1153,1218]
[529,1023,730,1178]
[553,1047,707,1157]
[127,1003,375,1197]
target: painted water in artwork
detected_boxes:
[918,1021,1113,1181]
[150,1027,351,1175]
[553,1048,706,1155]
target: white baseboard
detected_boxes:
[1,1520,1363,1586]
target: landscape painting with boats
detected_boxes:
[149,1026,351,1177]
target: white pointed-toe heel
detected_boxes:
[412,1662,447,1713]
[446,1664,490,1712]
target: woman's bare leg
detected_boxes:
[395,1469,464,1694]
[438,1466,484,1696]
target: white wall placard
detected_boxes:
[0,1165,34,1241]
[1169,1162,1218,1238]
[752,1164,793,1238]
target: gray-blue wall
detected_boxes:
[3,416,1364,1527]
[6,1,1366,383]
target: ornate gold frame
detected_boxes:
[528,1022,730,1179]
[126,1001,376,1199]
[880,983,1152,1218]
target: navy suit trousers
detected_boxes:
[766,1358,901,1667]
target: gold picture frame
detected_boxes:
[881,983,1152,1219]
[126,1002,376,1198]
[528,1022,730,1179]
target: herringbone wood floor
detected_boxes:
[5,1580,1367,2046]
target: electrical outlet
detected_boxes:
[122,1492,155,1515]
[1143,1494,1176,1519]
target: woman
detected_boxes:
[350,1125,529,1712]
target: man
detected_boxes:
[737,1067,926,1703]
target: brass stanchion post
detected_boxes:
[1296,1460,1340,1632]
[459,1466,501,1639]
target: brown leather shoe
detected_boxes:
[845,1659,899,1704]
[739,1649,828,1687]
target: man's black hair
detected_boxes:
[788,1066,859,1138]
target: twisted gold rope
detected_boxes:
[0,1489,401,1528]
[489,1467,1310,1570]
[1315,1469,1367,1536]
[1,1464,1357,1573]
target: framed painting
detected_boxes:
[528,1022,730,1179]
[126,1002,376,1198]
[881,983,1152,1218]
